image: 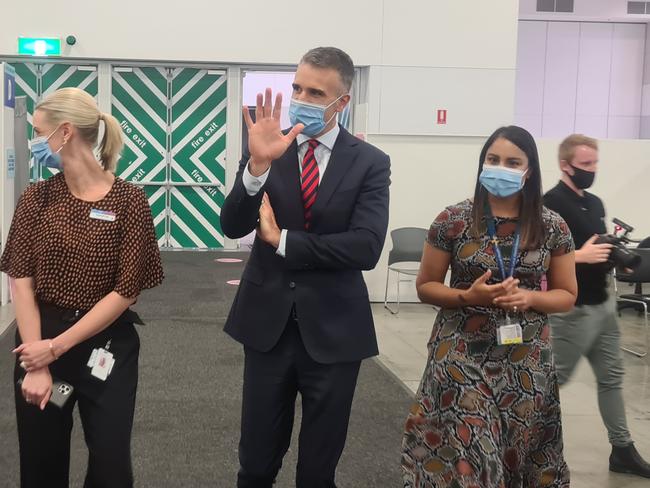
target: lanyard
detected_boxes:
[485,208,521,281]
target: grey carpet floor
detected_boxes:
[0,251,412,487]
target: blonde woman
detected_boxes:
[0,87,163,488]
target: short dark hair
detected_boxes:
[300,47,355,92]
[470,125,545,250]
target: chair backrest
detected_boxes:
[387,227,428,266]
[637,236,650,249]
[617,248,650,284]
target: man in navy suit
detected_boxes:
[221,47,391,488]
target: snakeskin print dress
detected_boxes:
[401,199,574,488]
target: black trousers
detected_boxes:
[237,316,361,488]
[14,303,140,488]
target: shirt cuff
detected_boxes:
[242,160,270,196]
[276,229,287,257]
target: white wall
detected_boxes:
[1,1,518,68]
[364,135,483,303]
[1,1,385,65]
[1,1,520,138]
[515,20,647,139]
[380,2,519,69]
[367,1,519,136]
[366,135,650,303]
[369,66,516,136]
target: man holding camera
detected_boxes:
[543,134,650,478]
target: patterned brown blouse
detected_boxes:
[0,174,163,310]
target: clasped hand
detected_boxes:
[13,340,57,372]
[465,269,534,312]
[19,368,53,410]
[257,192,281,248]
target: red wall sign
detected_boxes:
[437,109,447,125]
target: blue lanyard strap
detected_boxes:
[485,210,521,281]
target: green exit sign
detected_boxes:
[18,37,62,56]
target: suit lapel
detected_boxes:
[273,140,304,228]
[312,128,359,216]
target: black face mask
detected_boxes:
[567,164,595,189]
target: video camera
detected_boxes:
[594,218,642,270]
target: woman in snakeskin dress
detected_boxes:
[401,126,578,487]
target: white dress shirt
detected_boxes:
[242,125,340,257]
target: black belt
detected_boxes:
[37,300,145,326]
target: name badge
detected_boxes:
[88,348,115,381]
[497,323,523,345]
[89,209,116,222]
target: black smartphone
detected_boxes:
[16,377,74,409]
[50,379,74,408]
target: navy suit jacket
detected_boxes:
[220,127,391,364]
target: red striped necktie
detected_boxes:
[301,139,320,229]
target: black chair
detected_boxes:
[615,247,650,360]
[617,236,650,313]
[639,237,650,248]
[383,227,428,314]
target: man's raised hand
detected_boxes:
[243,88,304,176]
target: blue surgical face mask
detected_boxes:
[289,94,346,137]
[479,166,527,198]
[29,126,65,170]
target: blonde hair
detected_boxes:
[35,87,124,172]
[558,133,598,164]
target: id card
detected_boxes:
[497,323,523,345]
[89,208,116,222]
[88,348,115,381]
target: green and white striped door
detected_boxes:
[170,68,226,248]
[111,67,167,184]
[112,66,227,249]
[111,67,168,245]
[10,62,98,180]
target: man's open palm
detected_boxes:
[243,88,304,170]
